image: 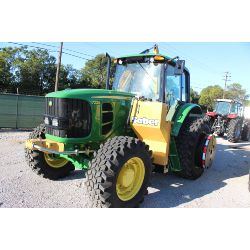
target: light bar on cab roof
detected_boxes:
[154,56,165,61]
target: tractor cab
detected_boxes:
[213,99,243,117]
[112,53,190,106]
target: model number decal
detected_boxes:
[132,117,159,126]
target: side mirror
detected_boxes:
[174,60,185,75]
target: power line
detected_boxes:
[61,51,91,61]
[159,43,222,75]
[84,42,118,57]
[8,42,57,53]
[32,42,95,58]
[8,42,91,61]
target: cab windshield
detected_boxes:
[214,102,231,115]
[112,62,162,101]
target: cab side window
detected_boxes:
[230,103,237,114]
[237,104,243,116]
[165,65,186,105]
[165,65,181,105]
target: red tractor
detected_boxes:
[205,99,250,143]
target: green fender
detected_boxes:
[171,103,202,137]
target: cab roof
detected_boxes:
[117,53,190,73]
[216,99,242,104]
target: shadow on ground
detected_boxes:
[141,139,250,208]
[62,170,86,181]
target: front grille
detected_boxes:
[45,97,91,138]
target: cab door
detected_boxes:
[165,65,189,105]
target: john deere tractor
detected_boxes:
[25,45,216,208]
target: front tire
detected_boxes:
[227,118,242,143]
[85,136,153,208]
[175,117,211,179]
[25,124,74,180]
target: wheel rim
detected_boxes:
[44,153,68,168]
[202,135,216,168]
[116,157,145,201]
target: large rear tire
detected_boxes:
[227,118,242,143]
[175,117,211,180]
[204,115,214,132]
[217,132,224,137]
[241,123,250,141]
[25,124,74,180]
[85,136,153,208]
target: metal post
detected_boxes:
[15,94,19,129]
[55,42,63,91]
[160,63,167,103]
[105,53,111,90]
[222,72,231,99]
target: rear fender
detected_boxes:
[227,114,238,119]
[206,111,217,117]
[171,103,202,137]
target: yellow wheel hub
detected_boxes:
[44,153,68,168]
[116,157,145,201]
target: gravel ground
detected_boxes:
[0,130,249,208]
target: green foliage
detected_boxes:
[16,48,57,94]
[0,47,22,90]
[243,99,250,107]
[224,83,248,100]
[0,46,93,95]
[198,85,223,110]
[80,54,115,89]
[59,64,80,89]
[190,87,199,104]
[0,47,57,94]
[198,83,249,110]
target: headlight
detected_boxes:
[52,118,58,127]
[44,117,49,125]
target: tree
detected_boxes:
[224,83,248,101]
[59,64,79,89]
[15,48,57,94]
[244,99,250,106]
[199,85,223,110]
[190,87,199,103]
[0,47,22,91]
[80,54,115,89]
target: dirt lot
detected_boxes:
[0,130,249,208]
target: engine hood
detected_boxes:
[46,88,135,101]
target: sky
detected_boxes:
[1,42,250,95]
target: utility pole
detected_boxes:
[55,42,63,91]
[222,71,231,99]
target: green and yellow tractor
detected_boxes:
[25,45,216,208]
